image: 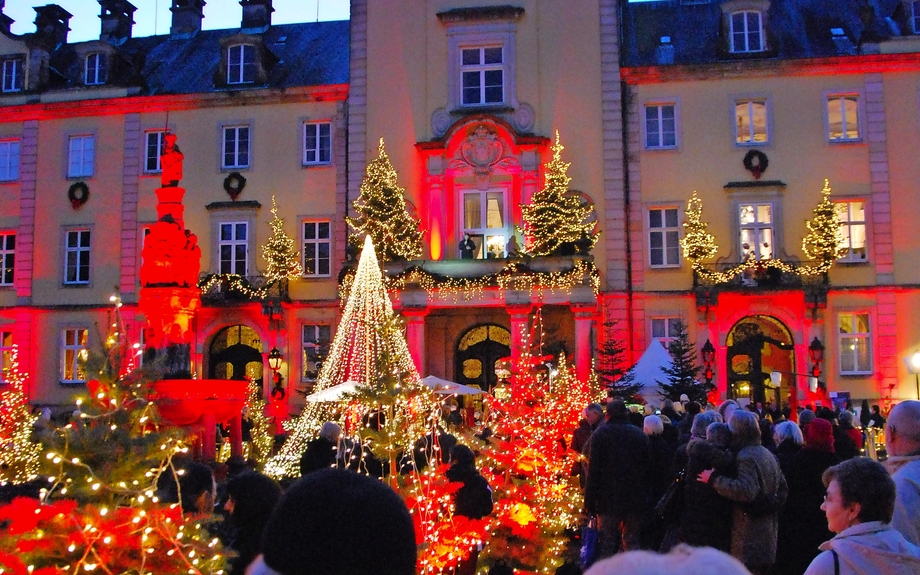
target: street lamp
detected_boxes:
[808,337,825,378]
[701,339,716,386]
[268,347,283,372]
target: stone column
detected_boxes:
[201,411,217,462]
[507,305,533,398]
[572,304,598,383]
[402,307,429,375]
[228,412,243,458]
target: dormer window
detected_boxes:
[912,1,920,33]
[85,53,107,85]
[461,46,504,106]
[1,58,23,93]
[730,10,764,53]
[228,44,256,84]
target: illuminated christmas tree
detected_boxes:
[802,178,846,274]
[0,346,41,485]
[347,139,423,262]
[246,379,274,468]
[520,131,598,256]
[680,191,718,265]
[262,195,303,284]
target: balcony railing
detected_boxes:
[198,273,286,304]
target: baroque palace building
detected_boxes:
[1,0,920,417]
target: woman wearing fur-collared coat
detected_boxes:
[698,411,787,575]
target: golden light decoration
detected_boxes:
[198,273,268,299]
[0,345,41,485]
[245,379,274,467]
[262,194,303,283]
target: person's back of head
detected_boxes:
[886,400,920,456]
[686,401,701,416]
[584,544,752,575]
[178,461,215,515]
[774,420,804,446]
[706,422,732,449]
[256,468,416,575]
[728,410,761,448]
[643,415,664,436]
[838,410,855,427]
[690,410,723,441]
[816,407,836,422]
[606,399,629,422]
[798,408,816,426]
[319,421,342,444]
[718,399,739,423]
[225,471,282,530]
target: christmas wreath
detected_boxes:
[68,182,90,209]
[743,149,768,180]
[223,172,246,200]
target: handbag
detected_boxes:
[654,470,685,521]
[580,515,600,569]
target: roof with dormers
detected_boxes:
[620,0,904,67]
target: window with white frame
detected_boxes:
[730,11,765,53]
[303,221,331,277]
[835,201,867,262]
[84,53,107,85]
[645,103,677,149]
[739,203,773,261]
[651,317,682,348]
[838,312,871,374]
[219,222,249,275]
[222,125,250,169]
[0,139,18,181]
[460,46,504,106]
[303,122,332,165]
[302,324,331,382]
[0,331,12,384]
[64,229,91,285]
[827,94,861,142]
[735,99,768,144]
[227,44,256,84]
[1,58,23,93]
[462,189,508,259]
[0,232,14,286]
[912,1,920,34]
[68,135,95,178]
[144,131,165,173]
[649,207,680,267]
[61,328,88,383]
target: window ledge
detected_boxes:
[724,180,786,190]
[60,381,87,386]
[450,104,514,115]
[206,201,262,211]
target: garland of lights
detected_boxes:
[680,180,844,284]
[198,273,269,299]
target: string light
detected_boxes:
[262,195,303,284]
[0,345,41,485]
[197,273,268,299]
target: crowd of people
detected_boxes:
[578,397,920,575]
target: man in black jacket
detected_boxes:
[585,400,652,558]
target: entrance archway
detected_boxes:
[455,324,511,393]
[726,315,795,406]
[208,325,264,383]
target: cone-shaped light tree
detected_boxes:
[520,131,598,256]
[262,195,303,284]
[347,139,424,262]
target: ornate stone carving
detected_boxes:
[459,125,504,178]
[431,107,452,138]
[511,102,535,133]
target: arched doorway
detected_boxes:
[208,325,264,383]
[455,324,511,393]
[726,316,795,406]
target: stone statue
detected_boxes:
[160,133,184,187]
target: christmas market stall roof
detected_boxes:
[625,339,673,408]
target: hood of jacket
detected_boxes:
[821,521,920,575]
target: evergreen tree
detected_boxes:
[347,139,423,262]
[245,379,274,468]
[262,195,303,284]
[657,320,708,403]
[520,131,598,256]
[596,321,642,403]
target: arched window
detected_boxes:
[730,10,764,53]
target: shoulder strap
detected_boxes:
[832,549,839,575]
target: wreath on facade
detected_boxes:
[223,172,247,200]
[68,182,90,209]
[743,150,769,180]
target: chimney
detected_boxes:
[99,0,136,43]
[656,36,674,65]
[240,0,273,31]
[33,4,72,48]
[0,0,13,36]
[170,0,206,36]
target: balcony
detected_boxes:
[198,273,286,305]
[692,260,828,309]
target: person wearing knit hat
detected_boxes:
[775,418,839,575]
[245,468,417,575]
[798,407,816,428]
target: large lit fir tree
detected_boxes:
[596,320,642,403]
[246,379,274,468]
[0,345,41,485]
[680,191,718,266]
[520,131,598,256]
[657,319,708,403]
[262,195,303,284]
[347,139,424,262]
[802,179,846,274]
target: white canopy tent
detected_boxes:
[621,339,674,408]
[421,375,487,396]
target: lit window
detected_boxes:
[460,46,504,106]
[303,122,332,165]
[219,222,248,275]
[64,229,91,285]
[303,221,331,277]
[222,125,250,169]
[730,11,764,53]
[227,44,256,84]
[61,328,88,383]
[462,189,507,259]
[0,232,14,286]
[68,135,95,178]
[0,139,19,181]
[739,203,773,261]
[0,331,12,384]
[838,312,871,375]
[144,131,165,173]
[302,324,331,382]
[827,95,861,142]
[651,317,682,348]
[835,201,867,262]
[1,58,23,92]
[84,53,107,85]
[649,208,680,267]
[735,99,768,144]
[645,104,677,149]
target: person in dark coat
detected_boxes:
[220,471,282,574]
[446,444,493,575]
[775,417,840,575]
[772,420,804,479]
[817,407,859,461]
[585,400,652,558]
[678,421,734,552]
[677,401,702,445]
[571,403,604,487]
[642,415,677,550]
[660,399,682,424]
[299,422,340,476]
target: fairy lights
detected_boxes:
[0,345,41,485]
[262,195,303,284]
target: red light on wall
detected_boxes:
[430,220,442,260]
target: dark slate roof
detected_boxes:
[44,19,349,94]
[621,0,903,67]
